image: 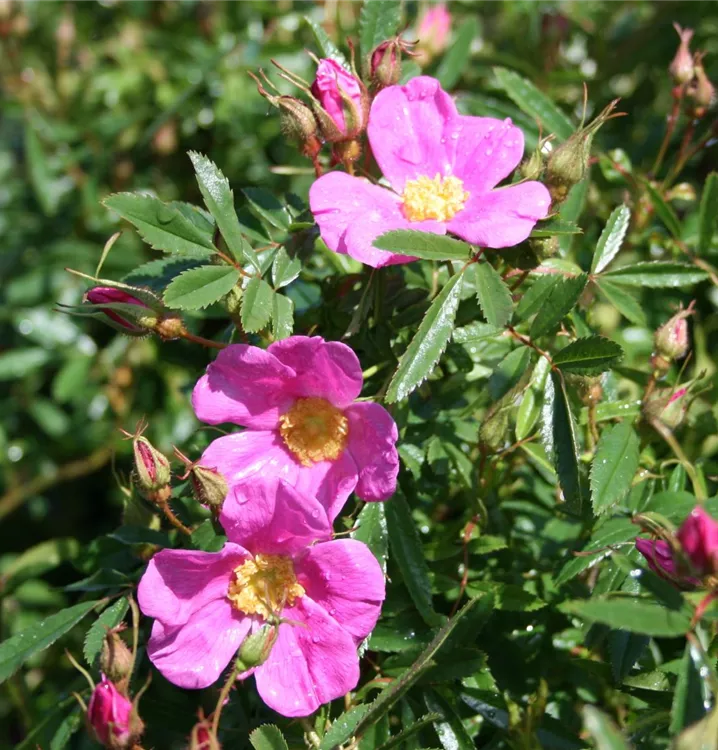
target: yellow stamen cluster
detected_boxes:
[402,174,469,222]
[278,397,349,466]
[228,554,305,620]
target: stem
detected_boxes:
[156,497,192,536]
[211,662,241,739]
[300,717,321,749]
[180,330,228,350]
[663,118,697,188]
[651,86,684,177]
[651,419,706,501]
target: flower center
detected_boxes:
[278,397,349,466]
[401,174,469,222]
[228,554,305,620]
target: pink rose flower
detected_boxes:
[85,287,150,332]
[311,58,366,139]
[87,675,133,748]
[418,4,451,55]
[137,476,386,717]
[676,506,718,576]
[309,76,551,268]
[192,336,399,521]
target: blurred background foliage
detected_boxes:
[1,1,718,748]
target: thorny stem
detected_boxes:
[211,661,242,740]
[155,497,193,536]
[507,326,552,365]
[179,330,228,350]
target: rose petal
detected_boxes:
[192,345,295,429]
[268,336,363,407]
[451,115,525,194]
[254,597,359,717]
[295,539,385,643]
[137,544,249,629]
[220,477,331,554]
[345,402,399,500]
[146,599,251,690]
[446,181,551,248]
[368,76,458,192]
[201,431,358,522]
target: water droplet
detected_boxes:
[629,568,642,578]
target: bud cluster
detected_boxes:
[668,23,715,118]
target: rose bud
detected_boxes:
[654,302,693,363]
[688,52,716,117]
[122,425,172,500]
[85,287,156,335]
[369,38,409,90]
[669,23,695,85]
[189,717,220,750]
[635,537,699,588]
[100,630,134,686]
[643,386,690,430]
[417,3,451,58]
[277,96,322,161]
[310,58,368,142]
[86,675,137,750]
[676,506,718,577]
[174,447,228,514]
[235,624,279,672]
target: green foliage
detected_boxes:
[163,264,241,310]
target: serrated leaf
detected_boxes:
[698,172,718,255]
[553,335,623,375]
[320,705,371,750]
[582,706,632,750]
[189,519,227,552]
[249,724,289,750]
[515,275,561,322]
[83,597,129,666]
[359,0,401,60]
[0,600,100,683]
[493,67,574,141]
[546,370,585,516]
[243,187,291,231]
[241,277,274,333]
[123,257,205,293]
[531,218,583,237]
[386,272,463,402]
[351,502,388,573]
[591,204,631,274]
[271,247,301,288]
[436,17,479,89]
[530,274,587,338]
[644,180,681,239]
[188,151,260,270]
[386,493,443,627]
[595,279,647,326]
[561,597,692,637]
[602,262,707,288]
[473,262,513,328]
[373,230,472,261]
[103,193,215,258]
[670,642,708,735]
[163,264,240,310]
[424,689,475,750]
[590,421,640,515]
[271,293,294,340]
[304,16,349,68]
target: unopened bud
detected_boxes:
[417,3,451,59]
[100,630,134,685]
[154,315,185,340]
[86,675,142,750]
[654,302,693,361]
[688,52,716,117]
[235,624,278,672]
[189,717,220,750]
[85,287,156,335]
[311,58,368,142]
[277,96,322,160]
[669,23,695,85]
[643,386,689,429]
[175,447,228,513]
[124,427,171,495]
[528,236,559,261]
[520,149,544,181]
[369,38,406,90]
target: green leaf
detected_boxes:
[531,218,583,237]
[582,706,632,750]
[644,181,681,239]
[359,0,401,59]
[670,642,708,735]
[351,502,388,572]
[241,277,274,333]
[271,247,301,288]
[304,16,349,68]
[515,275,561,322]
[546,371,585,516]
[83,597,130,666]
[49,707,82,750]
[271,293,294,340]
[530,274,587,338]
[473,262,513,328]
[163,264,240,310]
[243,187,291,231]
[673,705,718,750]
[375,714,442,750]
[602,262,707,288]
[488,347,532,401]
[698,172,718,255]
[424,689,475,750]
[0,348,51,381]
[386,493,443,627]
[103,193,215,259]
[596,279,647,326]
[188,152,260,270]
[608,630,650,683]
[249,724,290,750]
[373,230,473,261]
[123,257,205,293]
[553,335,624,375]
[591,205,631,274]
[386,272,463,402]
[320,706,371,750]
[436,17,479,89]
[2,538,79,594]
[0,600,100,683]
[561,597,692,637]
[25,124,70,217]
[493,67,574,141]
[590,421,640,515]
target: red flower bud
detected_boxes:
[189,718,220,750]
[669,23,695,85]
[635,537,700,588]
[311,58,368,141]
[370,39,404,90]
[417,3,451,57]
[676,506,718,577]
[654,302,693,361]
[85,287,154,334]
[87,676,134,749]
